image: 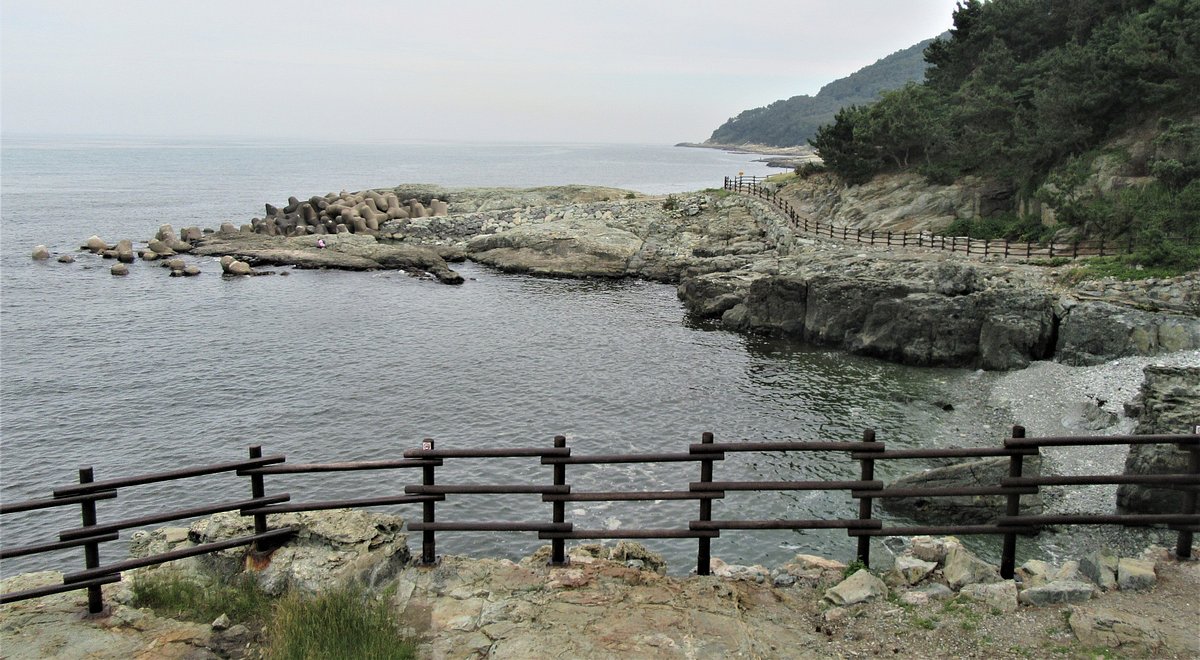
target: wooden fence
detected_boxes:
[2,426,1197,615]
[724,176,1195,260]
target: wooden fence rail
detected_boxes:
[723,176,1197,260]
[2,426,1197,615]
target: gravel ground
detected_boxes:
[985,350,1200,561]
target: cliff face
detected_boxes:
[1117,366,1200,514]
[679,256,1060,370]
[772,172,1017,233]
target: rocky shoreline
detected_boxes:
[2,509,1196,659]
[38,183,1199,372]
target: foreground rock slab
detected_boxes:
[0,572,215,660]
[391,554,828,659]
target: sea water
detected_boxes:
[2,137,970,576]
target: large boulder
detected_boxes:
[31,245,50,260]
[1056,301,1200,365]
[1117,366,1200,514]
[824,569,888,606]
[129,509,410,596]
[467,217,643,278]
[83,235,109,253]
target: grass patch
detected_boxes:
[130,571,271,624]
[911,615,938,630]
[841,559,867,579]
[886,590,914,612]
[1030,257,1073,267]
[1063,248,1200,283]
[265,586,415,660]
[133,572,417,659]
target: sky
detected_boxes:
[0,1,959,144]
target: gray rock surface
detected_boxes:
[129,509,409,596]
[880,456,1042,525]
[1018,580,1096,605]
[1117,366,1200,514]
[1080,550,1119,591]
[942,544,1000,589]
[960,580,1018,613]
[824,569,888,606]
[194,232,463,284]
[1056,301,1200,365]
[1116,557,1156,591]
[466,217,643,278]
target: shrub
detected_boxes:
[794,162,827,178]
[938,214,1053,242]
[661,194,679,211]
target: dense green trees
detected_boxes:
[812,0,1200,233]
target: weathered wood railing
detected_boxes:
[724,175,1197,260]
[3,426,1197,615]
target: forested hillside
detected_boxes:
[810,0,1199,261]
[705,38,936,147]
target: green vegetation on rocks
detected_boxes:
[266,586,415,660]
[131,571,270,624]
[809,0,1200,264]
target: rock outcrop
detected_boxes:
[466,217,644,278]
[192,233,464,284]
[774,172,1003,233]
[1056,301,1200,365]
[682,257,1058,370]
[129,509,410,595]
[1117,366,1200,514]
[880,456,1043,525]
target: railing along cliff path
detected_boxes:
[2,426,1197,615]
[724,175,1196,260]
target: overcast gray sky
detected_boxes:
[1,1,958,144]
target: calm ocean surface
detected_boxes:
[2,137,975,576]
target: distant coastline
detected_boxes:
[676,141,820,169]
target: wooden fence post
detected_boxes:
[1175,429,1199,559]
[856,429,877,567]
[421,438,437,565]
[551,435,567,566]
[248,446,268,552]
[697,431,715,576]
[1000,426,1026,579]
[77,467,105,615]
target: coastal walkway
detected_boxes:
[724,176,1191,262]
